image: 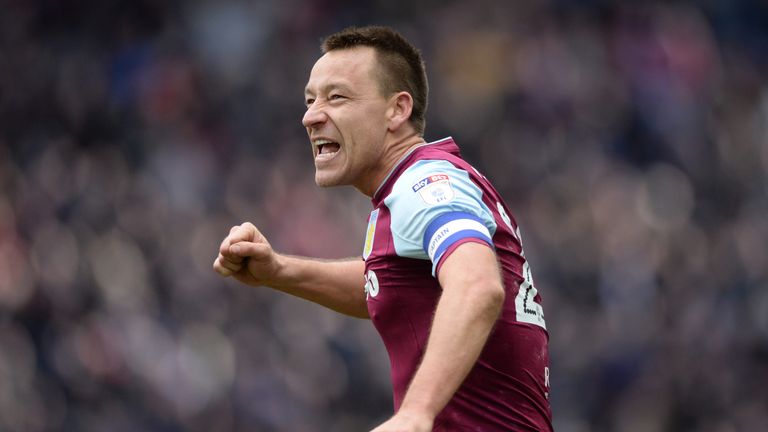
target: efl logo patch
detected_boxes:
[412,174,455,205]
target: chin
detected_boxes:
[314,172,343,188]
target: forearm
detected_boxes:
[214,223,369,318]
[396,243,505,420]
[398,281,503,417]
[269,255,369,318]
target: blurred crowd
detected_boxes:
[1,0,766,431]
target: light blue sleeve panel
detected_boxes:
[384,159,498,275]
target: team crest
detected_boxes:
[412,174,455,205]
[362,209,379,260]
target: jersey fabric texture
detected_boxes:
[363,137,553,431]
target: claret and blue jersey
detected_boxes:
[362,137,553,431]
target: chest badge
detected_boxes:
[363,209,379,260]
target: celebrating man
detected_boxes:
[214,26,552,431]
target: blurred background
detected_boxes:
[1,0,767,430]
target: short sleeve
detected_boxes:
[384,159,497,276]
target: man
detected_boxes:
[213,26,552,431]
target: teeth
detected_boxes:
[313,139,333,146]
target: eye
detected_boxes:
[329,94,346,101]
[305,98,315,107]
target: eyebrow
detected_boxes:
[304,82,353,97]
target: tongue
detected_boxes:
[321,143,340,154]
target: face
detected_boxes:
[303,46,391,194]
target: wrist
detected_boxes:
[397,399,439,421]
[266,253,289,288]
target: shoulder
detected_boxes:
[382,158,498,269]
[389,159,474,205]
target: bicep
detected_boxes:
[436,241,504,294]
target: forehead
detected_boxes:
[305,46,379,94]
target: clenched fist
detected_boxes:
[213,222,281,287]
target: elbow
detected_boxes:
[477,281,505,317]
[457,271,505,313]
[350,309,371,320]
[490,283,506,312]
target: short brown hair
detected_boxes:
[322,26,428,135]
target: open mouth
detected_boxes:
[314,139,341,161]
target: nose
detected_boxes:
[302,102,327,129]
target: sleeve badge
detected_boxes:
[411,174,455,205]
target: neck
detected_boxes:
[358,132,426,197]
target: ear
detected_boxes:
[386,91,414,132]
